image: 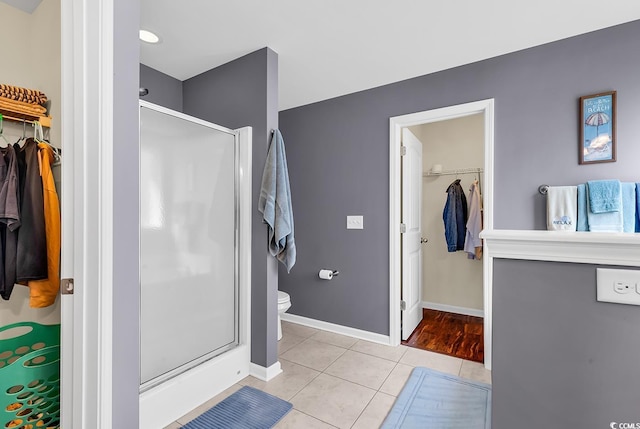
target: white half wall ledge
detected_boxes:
[481,229,640,267]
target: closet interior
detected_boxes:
[0,1,63,429]
[403,113,485,363]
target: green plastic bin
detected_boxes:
[0,322,60,429]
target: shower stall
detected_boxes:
[138,101,252,428]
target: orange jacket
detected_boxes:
[28,143,60,307]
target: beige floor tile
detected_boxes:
[282,321,320,338]
[240,359,320,400]
[274,409,338,428]
[351,392,396,429]
[399,347,463,375]
[325,350,396,390]
[309,330,359,349]
[279,331,307,355]
[280,339,347,371]
[459,359,492,384]
[290,373,376,429]
[350,340,408,362]
[163,422,182,429]
[379,363,415,396]
[176,384,242,424]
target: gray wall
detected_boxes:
[139,64,183,111]
[493,259,640,428]
[113,0,140,425]
[182,48,280,368]
[278,20,640,335]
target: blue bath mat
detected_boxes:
[181,386,292,429]
[381,367,491,429]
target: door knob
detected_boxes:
[421,238,429,244]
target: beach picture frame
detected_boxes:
[579,90,616,164]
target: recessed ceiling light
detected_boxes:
[139,29,160,44]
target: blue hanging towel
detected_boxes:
[586,182,623,232]
[586,179,621,213]
[621,183,636,233]
[636,184,640,233]
[258,129,296,272]
[576,184,589,231]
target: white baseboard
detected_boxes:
[422,301,484,318]
[281,313,391,345]
[249,361,282,382]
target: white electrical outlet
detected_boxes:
[347,215,363,229]
[596,268,640,305]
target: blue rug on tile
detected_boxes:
[180,386,292,429]
[381,367,491,429]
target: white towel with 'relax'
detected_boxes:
[547,186,577,231]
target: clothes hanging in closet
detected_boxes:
[15,138,48,282]
[443,179,468,252]
[0,137,60,307]
[464,180,483,260]
[0,144,20,300]
[28,143,60,307]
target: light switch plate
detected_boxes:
[347,215,363,229]
[596,268,640,306]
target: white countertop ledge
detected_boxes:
[480,229,640,267]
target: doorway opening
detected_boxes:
[389,99,494,369]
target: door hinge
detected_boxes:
[400,223,407,233]
[400,146,407,156]
[61,278,74,295]
[400,300,407,311]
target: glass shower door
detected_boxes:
[139,103,238,389]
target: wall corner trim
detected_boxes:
[249,361,282,382]
[481,229,640,266]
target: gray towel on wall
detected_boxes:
[258,129,296,272]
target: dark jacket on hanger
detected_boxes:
[0,144,20,299]
[15,138,47,282]
[443,179,468,252]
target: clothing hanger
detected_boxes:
[34,121,44,143]
[13,119,27,146]
[0,114,10,147]
[34,121,62,163]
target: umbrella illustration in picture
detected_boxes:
[585,112,610,137]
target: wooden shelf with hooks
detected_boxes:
[0,107,51,128]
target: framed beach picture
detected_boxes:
[579,90,616,164]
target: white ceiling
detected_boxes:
[140,1,640,111]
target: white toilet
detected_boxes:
[277,291,292,341]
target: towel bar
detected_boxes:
[538,185,549,195]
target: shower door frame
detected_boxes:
[137,101,253,428]
[138,101,240,392]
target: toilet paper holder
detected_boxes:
[318,269,340,279]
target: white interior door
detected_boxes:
[401,128,423,340]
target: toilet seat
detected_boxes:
[278,291,290,304]
[277,291,291,341]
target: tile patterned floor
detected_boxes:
[164,321,492,429]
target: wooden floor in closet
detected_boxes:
[402,308,484,363]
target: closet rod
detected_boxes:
[0,109,51,128]
[422,167,483,177]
